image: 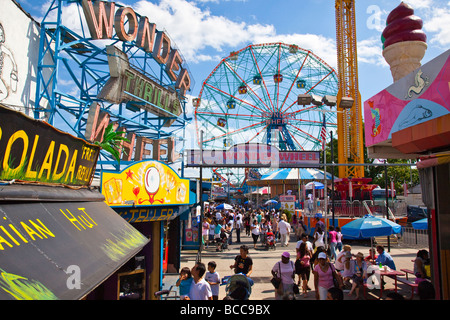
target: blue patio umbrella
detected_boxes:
[305,182,324,190]
[264,199,278,205]
[216,203,233,210]
[341,214,402,239]
[412,218,428,230]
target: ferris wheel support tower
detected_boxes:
[335,0,365,178]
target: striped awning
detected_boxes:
[260,168,333,181]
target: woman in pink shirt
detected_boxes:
[313,252,342,300]
[328,226,338,262]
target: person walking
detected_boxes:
[295,242,312,297]
[313,252,342,300]
[250,219,260,249]
[296,233,314,257]
[328,226,338,262]
[313,226,325,252]
[260,219,269,245]
[278,214,291,247]
[272,214,279,240]
[205,261,221,300]
[235,215,242,243]
[244,212,251,236]
[214,219,225,252]
[202,218,210,249]
[336,226,343,253]
[271,252,296,300]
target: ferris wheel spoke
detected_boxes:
[196,113,227,134]
[195,43,339,154]
[281,69,334,114]
[247,124,270,143]
[289,124,321,144]
[287,131,305,151]
[204,83,266,114]
[286,117,337,127]
[249,46,275,112]
[196,111,262,120]
[202,120,267,144]
[275,43,282,110]
[279,51,310,112]
[223,60,273,113]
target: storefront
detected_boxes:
[98,160,195,299]
[0,105,149,300]
[364,49,450,299]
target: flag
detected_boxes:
[320,114,327,150]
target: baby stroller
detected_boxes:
[265,231,276,250]
[222,274,253,300]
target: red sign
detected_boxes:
[186,143,320,168]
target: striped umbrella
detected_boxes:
[260,168,333,181]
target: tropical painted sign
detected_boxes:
[0,104,99,186]
[101,160,192,208]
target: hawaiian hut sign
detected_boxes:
[0,104,99,186]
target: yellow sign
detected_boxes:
[101,160,190,207]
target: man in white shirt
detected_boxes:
[187,262,213,300]
[278,214,291,247]
[296,233,314,256]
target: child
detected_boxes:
[205,261,220,300]
[176,267,193,299]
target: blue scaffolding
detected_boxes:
[35,0,192,172]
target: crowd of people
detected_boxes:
[201,205,301,251]
[176,203,435,301]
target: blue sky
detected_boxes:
[16,0,450,105]
[14,0,450,178]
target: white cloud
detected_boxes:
[357,37,388,67]
[133,0,270,63]
[403,0,433,10]
[251,33,338,69]
[132,0,338,67]
[423,6,450,47]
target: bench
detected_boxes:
[400,268,416,281]
[394,277,419,300]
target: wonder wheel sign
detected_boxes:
[35,0,193,171]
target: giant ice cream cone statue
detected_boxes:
[382,2,427,82]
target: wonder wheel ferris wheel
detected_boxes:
[193,43,339,187]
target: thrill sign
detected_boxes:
[0,104,100,187]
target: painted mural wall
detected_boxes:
[0,1,45,117]
[364,49,450,148]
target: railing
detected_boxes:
[399,226,429,248]
[305,199,408,219]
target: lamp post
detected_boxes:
[331,130,335,227]
[199,131,204,252]
[226,171,233,203]
[297,93,338,247]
